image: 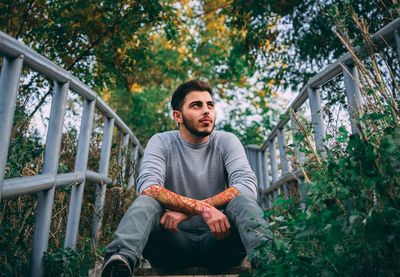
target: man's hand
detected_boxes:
[160,210,191,233]
[142,185,232,239]
[201,205,231,240]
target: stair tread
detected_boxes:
[134,265,251,276]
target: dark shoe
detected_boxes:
[101,254,133,277]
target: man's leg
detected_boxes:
[196,227,247,268]
[143,229,196,268]
[104,195,164,270]
[224,194,273,265]
[144,227,245,268]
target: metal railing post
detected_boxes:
[127,144,139,190]
[136,152,143,176]
[343,65,363,134]
[30,81,69,277]
[277,129,290,197]
[118,132,129,183]
[268,140,279,200]
[251,149,256,172]
[268,140,278,183]
[290,110,305,165]
[252,150,259,183]
[247,148,253,171]
[245,148,254,172]
[290,110,307,202]
[64,99,95,249]
[257,151,264,192]
[257,150,267,205]
[92,117,115,244]
[262,151,270,190]
[262,151,271,208]
[0,55,23,200]
[308,87,325,151]
[253,149,260,182]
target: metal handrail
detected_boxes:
[261,17,400,150]
[0,31,144,276]
[0,32,144,151]
[244,17,400,206]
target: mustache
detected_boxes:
[199,116,213,122]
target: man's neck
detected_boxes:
[179,128,210,144]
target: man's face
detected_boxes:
[178,90,216,138]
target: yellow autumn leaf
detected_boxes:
[130,83,144,93]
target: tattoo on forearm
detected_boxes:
[142,185,210,215]
[202,187,240,208]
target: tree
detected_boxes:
[0,0,176,124]
[95,0,278,145]
[225,0,400,90]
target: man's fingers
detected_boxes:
[172,221,179,232]
[211,221,228,240]
[224,218,231,229]
[168,219,175,231]
[220,221,229,240]
[160,214,166,225]
[209,223,216,234]
[224,220,231,237]
[214,223,222,240]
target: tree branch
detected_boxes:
[15,0,35,39]
[66,0,126,70]
[27,1,126,120]
[191,0,233,18]
[27,86,52,119]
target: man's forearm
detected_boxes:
[142,185,210,215]
[202,187,240,208]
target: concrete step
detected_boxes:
[134,264,251,276]
[90,258,252,277]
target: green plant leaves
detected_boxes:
[253,122,400,276]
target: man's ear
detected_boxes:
[173,110,183,124]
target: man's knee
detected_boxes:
[225,194,261,215]
[132,195,163,211]
[123,195,164,221]
[225,194,272,252]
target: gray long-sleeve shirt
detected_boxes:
[136,130,257,230]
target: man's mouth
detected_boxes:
[200,117,212,123]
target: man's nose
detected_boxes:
[203,106,210,114]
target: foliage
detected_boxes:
[226,0,400,90]
[2,1,398,145]
[251,7,400,276]
[1,0,281,145]
[43,240,96,277]
[253,123,400,276]
[0,195,36,277]
[0,0,171,81]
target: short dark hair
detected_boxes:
[171,80,213,111]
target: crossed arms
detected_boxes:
[142,185,240,240]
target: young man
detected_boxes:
[102,80,272,276]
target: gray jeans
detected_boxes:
[105,194,271,267]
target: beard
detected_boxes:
[182,114,215,138]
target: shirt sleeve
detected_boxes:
[136,134,166,194]
[221,133,258,199]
